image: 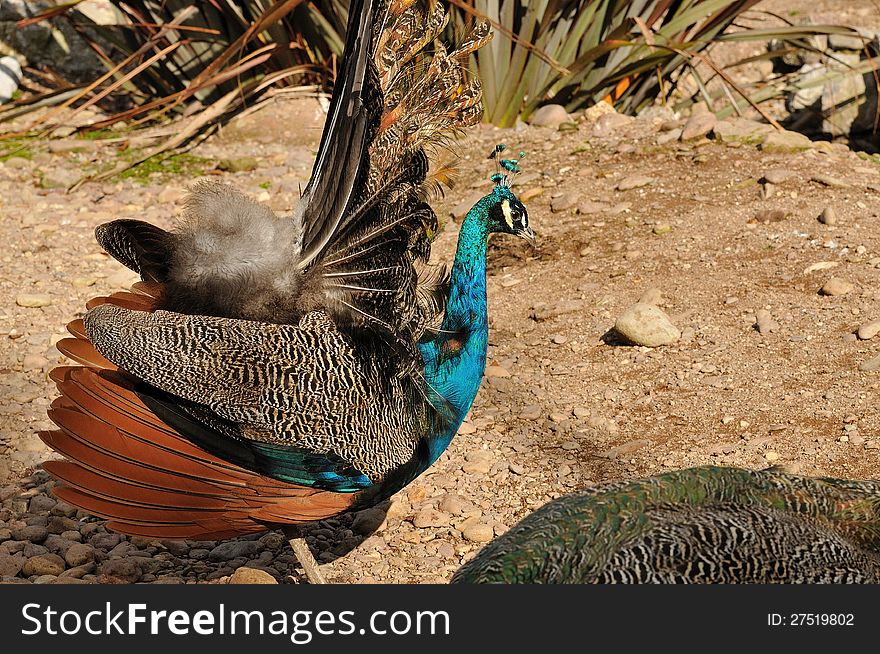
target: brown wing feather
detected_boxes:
[43,289,356,540]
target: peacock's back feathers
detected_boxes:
[452,466,880,583]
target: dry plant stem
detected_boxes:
[287,536,327,585]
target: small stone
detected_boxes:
[413,507,448,529]
[657,128,682,145]
[98,558,143,584]
[763,450,780,463]
[71,277,98,288]
[599,439,650,459]
[859,353,880,372]
[759,130,812,153]
[64,543,95,568]
[462,451,493,475]
[12,525,48,543]
[652,223,672,235]
[803,261,839,274]
[508,463,525,475]
[484,365,510,378]
[591,112,634,137]
[818,207,838,225]
[16,294,52,308]
[519,405,542,420]
[0,553,24,577]
[462,523,494,543]
[857,319,880,340]
[550,194,575,213]
[529,104,570,128]
[208,540,261,562]
[614,303,680,347]
[762,168,796,185]
[23,554,66,577]
[40,169,79,189]
[439,494,468,516]
[755,309,779,335]
[577,200,608,215]
[819,278,854,296]
[550,334,568,345]
[519,187,544,202]
[681,112,716,140]
[752,209,787,223]
[617,175,654,191]
[28,495,56,513]
[217,157,259,173]
[457,421,476,435]
[811,174,848,188]
[228,567,278,584]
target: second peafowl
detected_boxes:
[452,466,880,583]
[39,0,532,582]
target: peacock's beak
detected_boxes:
[519,225,536,247]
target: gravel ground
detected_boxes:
[3,2,880,584]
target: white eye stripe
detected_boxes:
[501,200,514,228]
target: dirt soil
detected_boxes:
[2,0,880,584]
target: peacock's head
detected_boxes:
[485,145,534,245]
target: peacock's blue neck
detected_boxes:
[418,197,494,466]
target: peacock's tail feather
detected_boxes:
[42,290,356,540]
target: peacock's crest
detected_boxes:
[488,143,526,188]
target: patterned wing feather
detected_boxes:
[452,467,880,583]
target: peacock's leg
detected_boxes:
[283,528,327,584]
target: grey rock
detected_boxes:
[528,104,570,128]
[713,118,773,144]
[40,169,80,190]
[616,175,654,191]
[577,200,608,215]
[656,128,682,145]
[762,168,796,185]
[12,525,48,543]
[550,194,576,213]
[681,112,716,140]
[28,495,56,513]
[755,309,779,335]
[759,130,813,153]
[208,540,262,562]
[591,112,634,137]
[828,31,873,51]
[614,303,681,347]
[811,174,848,188]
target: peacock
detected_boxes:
[39,0,533,583]
[452,466,880,583]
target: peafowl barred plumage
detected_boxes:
[452,466,880,583]
[39,0,532,578]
